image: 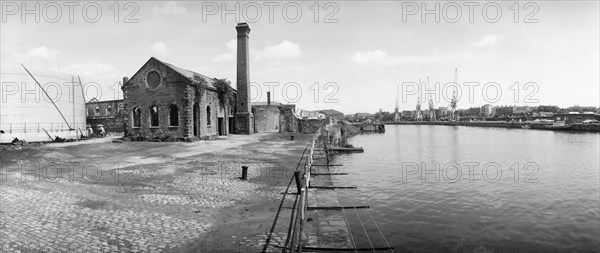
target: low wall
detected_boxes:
[87,116,126,133]
[298,119,327,134]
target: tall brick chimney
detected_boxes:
[267,91,271,106]
[234,23,254,134]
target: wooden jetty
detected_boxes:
[263,128,393,252]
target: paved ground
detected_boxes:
[0,133,311,252]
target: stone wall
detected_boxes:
[122,58,232,140]
[253,105,280,133]
[298,118,327,134]
[87,116,125,133]
[279,105,297,133]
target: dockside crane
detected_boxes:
[448,68,459,122]
[394,85,401,122]
[427,77,436,122]
[415,79,423,122]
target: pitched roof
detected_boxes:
[127,57,235,91]
[319,109,344,115]
[155,58,218,89]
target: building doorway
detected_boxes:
[228,117,234,134]
[193,103,199,136]
[217,117,224,136]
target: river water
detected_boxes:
[331,124,599,252]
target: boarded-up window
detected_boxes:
[133,107,141,128]
[170,105,179,126]
[150,105,159,127]
[206,106,211,126]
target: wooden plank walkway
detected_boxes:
[302,145,355,249]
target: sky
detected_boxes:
[1,1,598,114]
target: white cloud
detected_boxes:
[153,2,186,16]
[351,50,387,64]
[212,39,236,62]
[213,39,302,63]
[25,46,59,60]
[69,63,118,79]
[151,42,168,56]
[259,40,301,60]
[213,53,234,62]
[472,34,505,47]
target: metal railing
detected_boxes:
[284,127,324,252]
[0,122,87,133]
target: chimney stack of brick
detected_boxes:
[234,23,253,134]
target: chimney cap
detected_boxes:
[236,23,251,35]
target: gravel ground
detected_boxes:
[0,132,311,252]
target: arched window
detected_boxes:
[106,105,112,115]
[150,105,159,127]
[133,107,141,128]
[94,106,100,115]
[169,104,179,126]
[206,106,211,126]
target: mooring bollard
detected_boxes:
[294,170,302,194]
[241,166,248,180]
[290,135,295,140]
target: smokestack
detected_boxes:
[122,77,129,86]
[267,91,271,106]
[234,22,254,134]
[236,22,251,113]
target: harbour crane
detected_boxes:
[415,79,423,122]
[427,77,436,122]
[394,85,401,122]
[428,96,436,122]
[448,68,459,122]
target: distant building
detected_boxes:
[513,105,532,114]
[566,105,597,113]
[251,91,296,133]
[437,107,448,117]
[466,107,480,116]
[86,98,126,133]
[319,109,344,121]
[298,110,322,119]
[554,113,599,124]
[402,110,415,120]
[495,106,513,116]
[481,104,493,117]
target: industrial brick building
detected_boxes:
[121,57,235,140]
[85,98,126,133]
[120,23,325,141]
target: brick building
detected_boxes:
[85,98,126,133]
[121,57,235,140]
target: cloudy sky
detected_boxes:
[2,1,598,113]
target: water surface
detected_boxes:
[332,125,600,252]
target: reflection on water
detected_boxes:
[333,125,600,252]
